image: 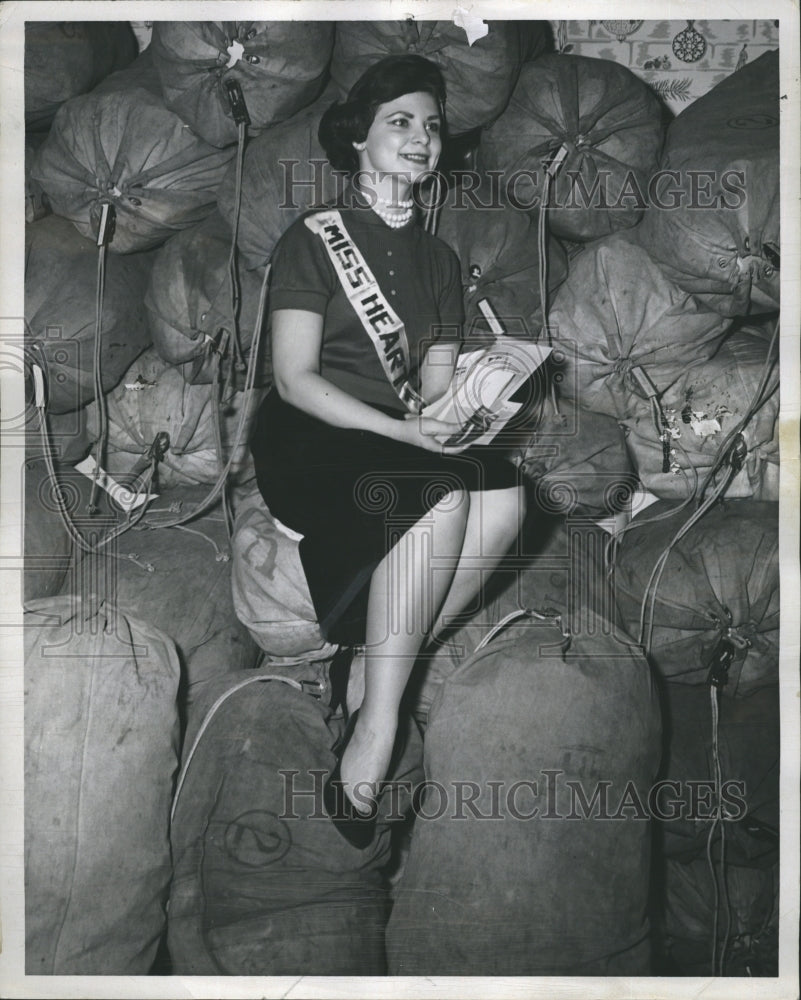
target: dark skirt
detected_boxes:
[250,390,519,646]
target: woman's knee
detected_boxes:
[425,489,470,553]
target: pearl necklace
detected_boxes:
[371,204,414,229]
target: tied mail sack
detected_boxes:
[24,21,137,132]
[547,232,732,419]
[613,499,779,695]
[144,209,270,384]
[30,62,236,254]
[330,20,548,136]
[521,403,637,517]
[411,513,620,722]
[435,182,568,335]
[25,215,153,413]
[479,53,665,241]
[231,487,339,664]
[636,51,779,317]
[65,485,261,706]
[84,349,263,489]
[216,89,345,270]
[90,46,167,101]
[387,616,661,975]
[168,669,424,975]
[622,327,779,501]
[150,21,334,148]
[24,596,180,974]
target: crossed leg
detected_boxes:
[339,484,525,812]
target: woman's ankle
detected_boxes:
[340,712,397,796]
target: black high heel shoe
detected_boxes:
[323,711,378,850]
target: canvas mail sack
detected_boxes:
[636,51,779,317]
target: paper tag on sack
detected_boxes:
[690,415,722,438]
[74,455,158,512]
[226,39,245,68]
[453,6,488,45]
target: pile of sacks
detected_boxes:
[22,19,780,978]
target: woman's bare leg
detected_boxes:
[338,490,468,811]
[429,484,526,642]
[345,485,527,715]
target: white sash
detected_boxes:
[304,210,426,413]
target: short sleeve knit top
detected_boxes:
[268,188,464,413]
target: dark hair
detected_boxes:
[318,55,447,174]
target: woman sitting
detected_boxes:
[250,54,525,846]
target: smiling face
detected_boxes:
[354,91,443,190]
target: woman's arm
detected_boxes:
[271,308,465,453]
[419,339,460,404]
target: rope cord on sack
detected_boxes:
[539,148,567,419]
[537,196,550,346]
[649,389,701,481]
[32,365,158,555]
[209,350,234,539]
[226,119,248,373]
[636,321,778,651]
[655,394,701,490]
[638,466,734,653]
[604,378,702,574]
[650,395,667,469]
[170,523,229,561]
[192,115,248,540]
[112,514,230,572]
[697,318,780,502]
[711,631,736,973]
[604,473,698,582]
[145,261,271,531]
[34,205,163,554]
[88,244,109,513]
[611,320,779,650]
[719,803,733,977]
[473,606,570,653]
[474,607,532,651]
[706,684,733,976]
[537,165,557,347]
[706,685,722,975]
[170,671,323,825]
[603,411,703,582]
[536,194,559,423]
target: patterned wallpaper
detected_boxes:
[549,20,779,115]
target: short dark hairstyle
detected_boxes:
[319,55,447,174]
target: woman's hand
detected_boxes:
[397,414,472,454]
